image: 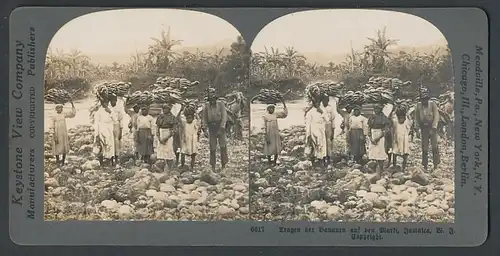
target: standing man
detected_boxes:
[201,88,228,171]
[320,94,336,165]
[414,87,441,170]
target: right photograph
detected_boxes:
[249,9,455,222]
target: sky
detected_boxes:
[49,9,241,60]
[251,9,447,54]
[49,9,447,64]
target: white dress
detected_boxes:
[50,107,76,155]
[93,108,116,158]
[392,116,412,155]
[181,119,200,155]
[305,108,328,159]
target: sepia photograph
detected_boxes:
[249,10,455,222]
[43,9,251,221]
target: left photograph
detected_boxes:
[43,9,251,220]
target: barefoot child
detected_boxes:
[180,111,201,169]
[262,101,288,166]
[391,111,413,171]
[50,101,76,165]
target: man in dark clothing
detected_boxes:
[201,88,228,171]
[414,87,441,170]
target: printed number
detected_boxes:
[449,228,455,235]
[250,226,264,232]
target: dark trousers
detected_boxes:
[208,122,228,168]
[420,124,440,168]
[446,120,454,140]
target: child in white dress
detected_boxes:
[180,113,201,169]
[391,112,413,171]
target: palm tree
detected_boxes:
[148,26,183,72]
[364,26,398,73]
[283,46,306,77]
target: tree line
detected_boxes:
[44,27,251,100]
[44,26,453,100]
[250,27,453,99]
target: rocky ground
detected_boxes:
[249,125,455,222]
[44,121,249,221]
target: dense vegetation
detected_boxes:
[44,28,251,100]
[250,27,453,100]
[45,27,452,101]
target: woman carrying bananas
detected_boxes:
[320,94,336,165]
[156,103,181,170]
[109,95,124,166]
[124,104,141,160]
[348,105,368,164]
[93,99,116,166]
[50,101,76,166]
[305,99,328,167]
[367,103,392,183]
[262,101,288,166]
[136,105,155,164]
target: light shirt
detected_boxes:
[349,115,369,136]
[137,115,154,129]
[321,104,336,124]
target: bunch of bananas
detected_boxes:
[44,88,72,104]
[251,89,286,104]
[93,81,131,101]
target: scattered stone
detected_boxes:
[326,206,342,219]
[426,206,445,217]
[118,205,135,219]
[370,184,386,193]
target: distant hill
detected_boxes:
[301,43,449,66]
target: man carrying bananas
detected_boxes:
[320,94,336,165]
[109,94,124,165]
[201,87,229,171]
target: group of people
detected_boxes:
[49,88,232,172]
[260,87,447,183]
